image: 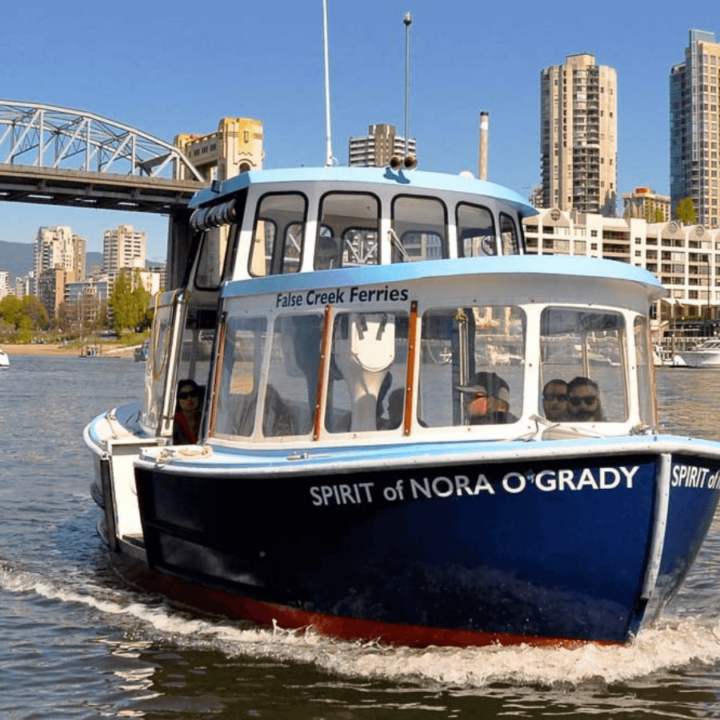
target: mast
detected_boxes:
[479,111,489,180]
[403,12,412,156]
[323,0,334,167]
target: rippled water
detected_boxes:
[3,357,720,718]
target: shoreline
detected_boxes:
[1,343,137,358]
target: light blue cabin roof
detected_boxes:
[189,166,538,218]
[223,253,667,303]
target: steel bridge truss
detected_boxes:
[0,100,203,181]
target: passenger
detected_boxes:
[542,379,569,422]
[378,388,405,430]
[457,371,517,425]
[263,384,296,436]
[173,379,203,444]
[566,376,605,422]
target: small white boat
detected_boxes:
[675,338,720,368]
[0,348,8,368]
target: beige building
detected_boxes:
[670,29,720,229]
[103,224,146,279]
[540,53,618,216]
[524,208,720,323]
[33,226,86,315]
[349,124,417,167]
[38,266,80,321]
[622,187,671,223]
[175,117,264,182]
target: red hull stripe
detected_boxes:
[168,578,619,649]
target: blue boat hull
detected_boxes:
[133,448,720,646]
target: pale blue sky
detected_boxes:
[0,0,717,261]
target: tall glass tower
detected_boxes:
[670,30,720,228]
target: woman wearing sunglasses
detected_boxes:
[173,379,204,444]
[566,376,605,422]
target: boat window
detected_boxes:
[634,315,656,427]
[326,311,409,433]
[142,298,176,433]
[499,212,521,255]
[175,322,215,401]
[195,225,232,290]
[391,195,447,262]
[212,316,268,438]
[418,306,525,428]
[315,192,380,268]
[248,193,306,277]
[457,202,496,256]
[262,314,324,437]
[539,308,627,423]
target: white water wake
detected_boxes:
[2,559,719,689]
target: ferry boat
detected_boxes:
[84,165,720,647]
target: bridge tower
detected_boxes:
[168,118,264,286]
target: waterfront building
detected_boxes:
[37,266,77,321]
[65,276,110,330]
[540,53,618,216]
[33,226,86,317]
[670,29,720,228]
[103,224,146,280]
[622,187,672,223]
[524,209,720,324]
[174,117,264,183]
[0,269,9,299]
[348,124,416,167]
[33,226,86,296]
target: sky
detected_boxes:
[0,0,718,262]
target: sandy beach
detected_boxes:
[2,343,137,358]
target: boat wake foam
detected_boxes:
[2,559,718,688]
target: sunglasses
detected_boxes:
[178,390,198,400]
[543,393,568,401]
[569,395,597,406]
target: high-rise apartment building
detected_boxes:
[540,53,618,216]
[348,124,416,167]
[103,224,146,278]
[670,29,720,228]
[33,225,86,296]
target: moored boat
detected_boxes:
[675,338,720,368]
[84,165,720,648]
[0,347,8,368]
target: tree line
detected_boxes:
[0,269,153,343]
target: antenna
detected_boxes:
[403,12,412,157]
[323,0,334,166]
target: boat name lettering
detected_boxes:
[310,482,376,506]
[309,466,639,507]
[671,464,720,489]
[276,286,409,309]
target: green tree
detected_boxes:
[110,270,151,333]
[0,294,48,333]
[15,315,34,343]
[0,295,22,326]
[676,197,697,225]
[19,295,48,330]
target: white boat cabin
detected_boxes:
[141,167,664,447]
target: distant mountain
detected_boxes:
[0,240,33,282]
[0,240,105,282]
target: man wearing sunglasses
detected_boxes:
[457,371,516,425]
[566,376,605,422]
[542,379,569,422]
